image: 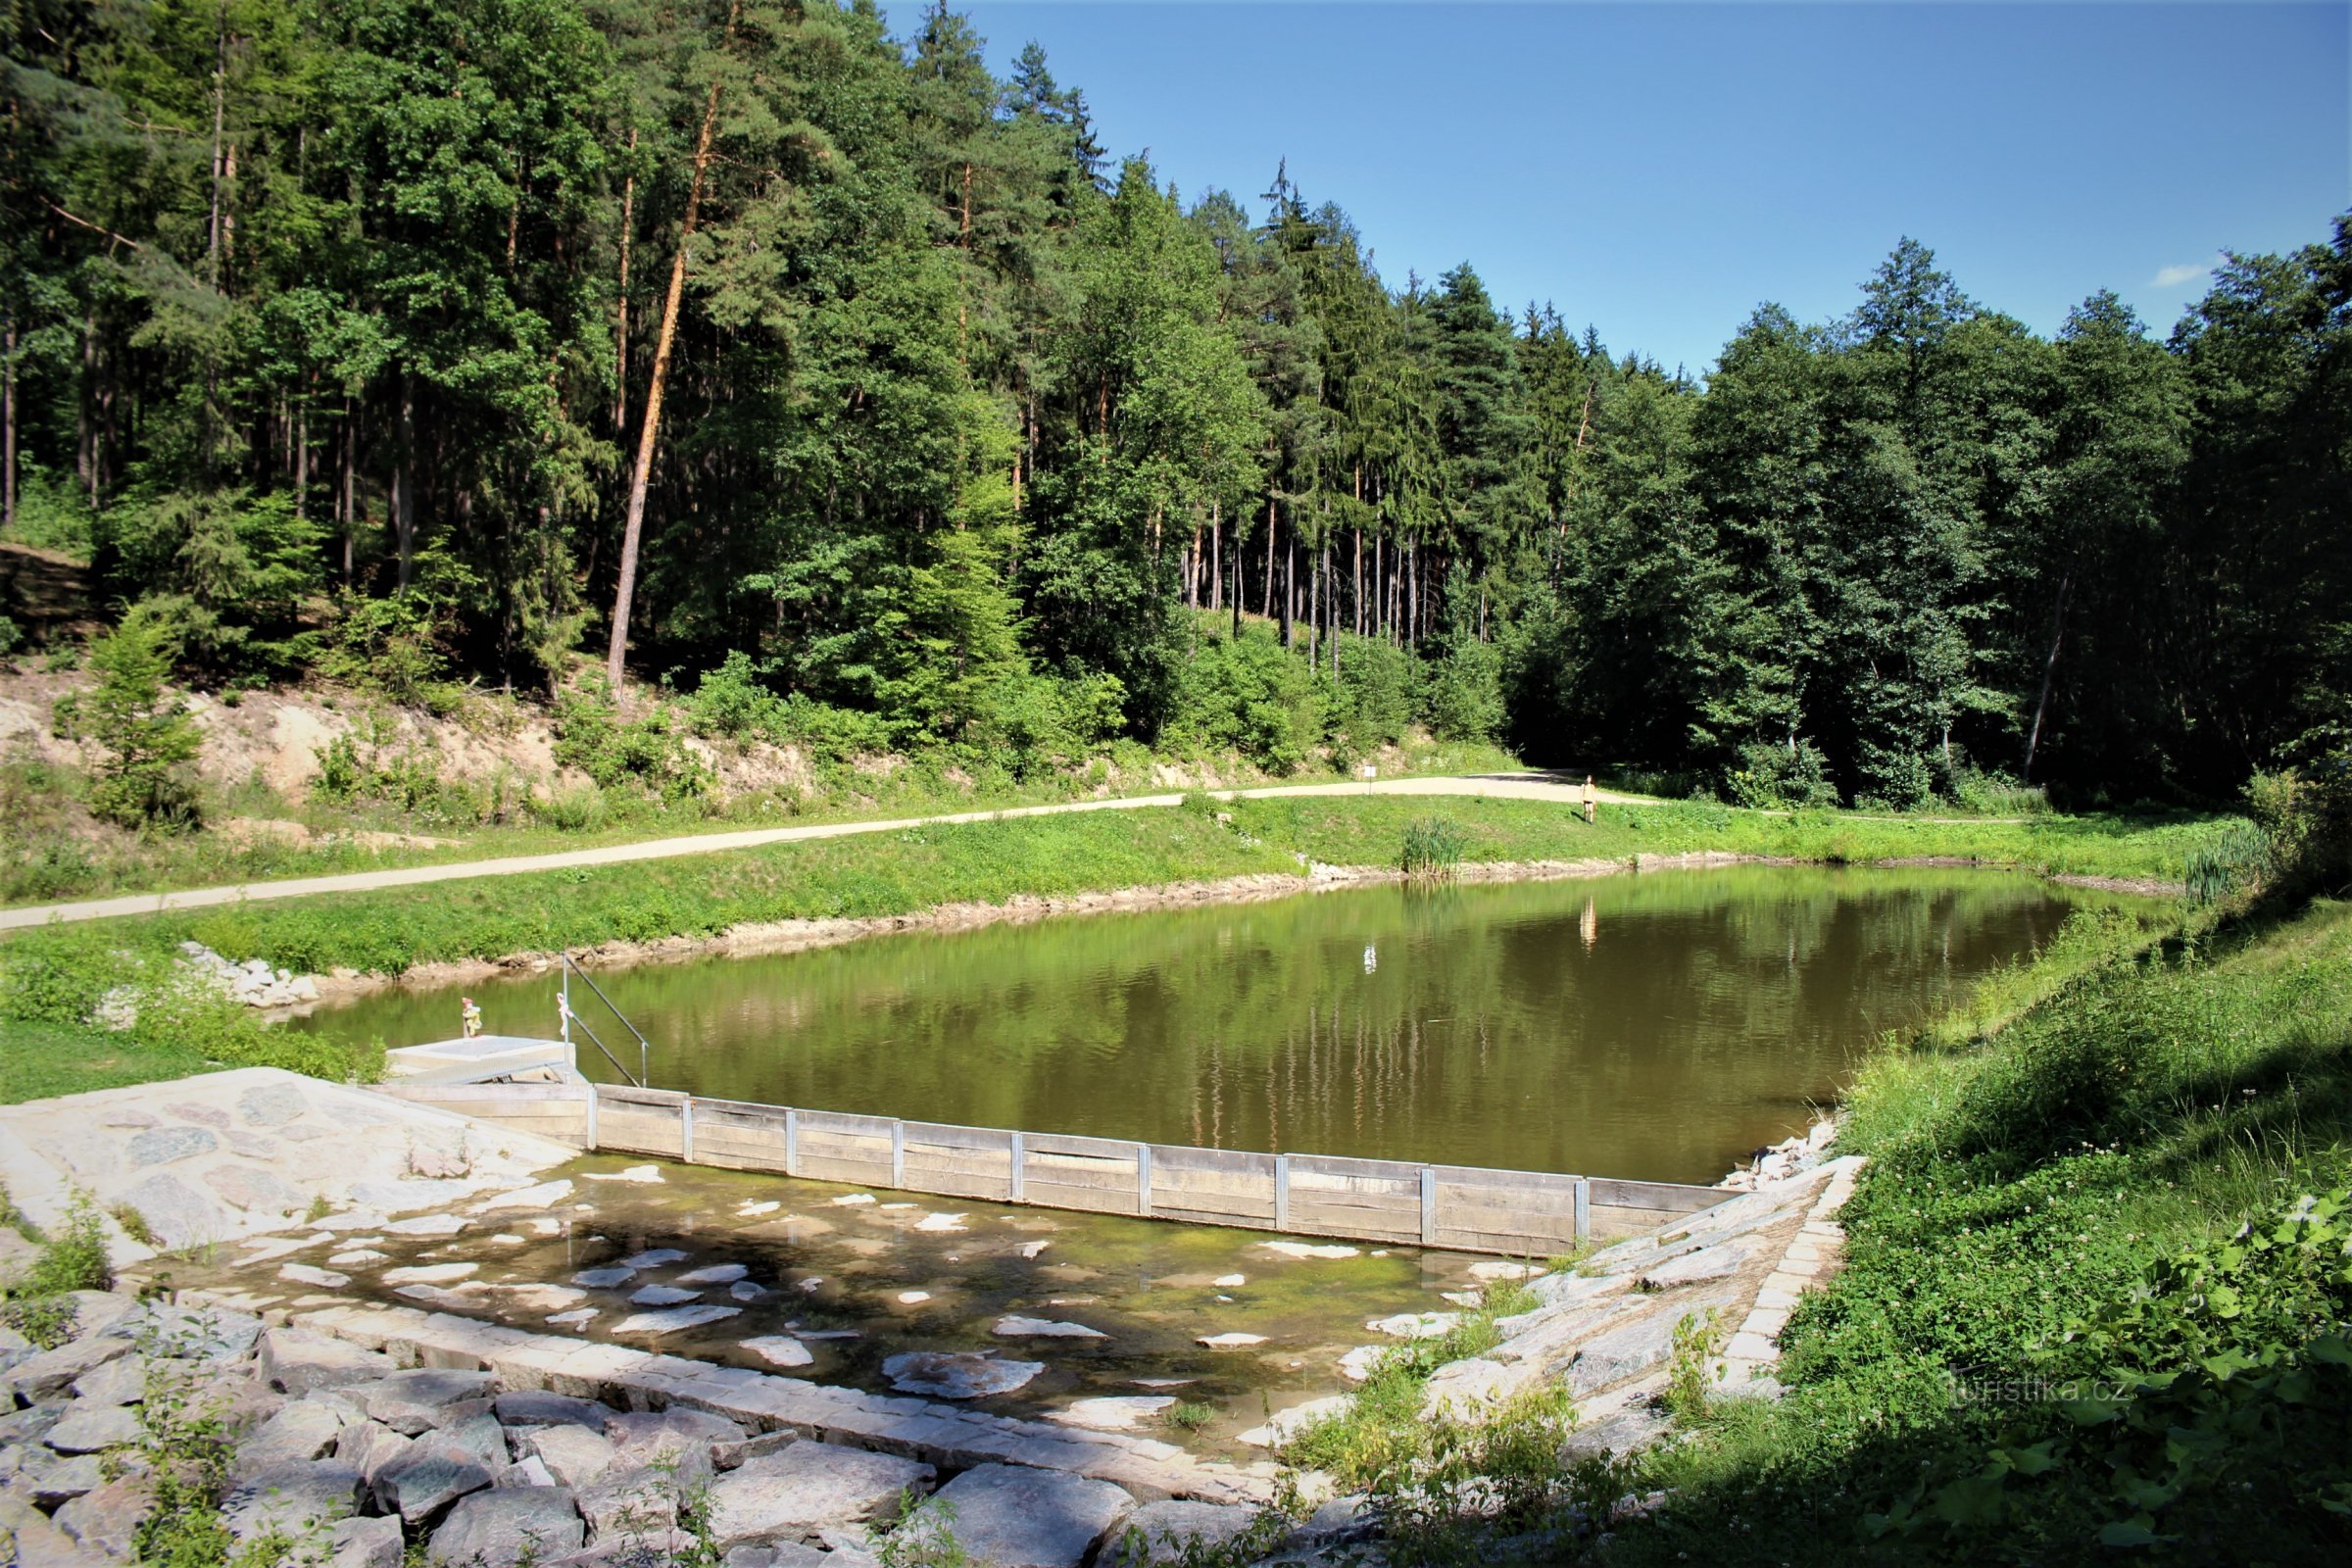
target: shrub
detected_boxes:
[1331,635,1418,755]
[1725,739,1840,810]
[1170,625,1326,774]
[318,590,466,714]
[2184,822,2273,906]
[24,1191,114,1296]
[553,680,711,803]
[531,782,610,834]
[684,650,788,742]
[52,608,203,830]
[1948,767,2050,817]
[1400,816,1467,879]
[99,488,324,681]
[1420,637,1503,744]
[2245,744,2352,894]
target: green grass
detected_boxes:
[1226,795,2230,887]
[1596,898,2352,1565]
[0,723,1518,910]
[0,1017,219,1104]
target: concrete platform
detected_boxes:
[383,1035,578,1086]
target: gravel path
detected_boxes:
[0,773,1649,931]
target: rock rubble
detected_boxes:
[0,1294,1277,1568]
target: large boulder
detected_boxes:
[428,1488,585,1565]
[259,1327,395,1396]
[220,1461,367,1543]
[4,1337,135,1402]
[603,1409,745,1482]
[372,1440,496,1523]
[42,1402,143,1454]
[520,1425,616,1490]
[919,1465,1136,1568]
[52,1475,157,1560]
[1106,1500,1263,1567]
[356,1370,501,1435]
[329,1514,405,1568]
[236,1401,348,1469]
[492,1391,612,1430]
[707,1444,934,1549]
[105,1302,264,1365]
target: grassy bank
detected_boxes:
[1592,897,2352,1565]
[1225,795,2224,887]
[0,795,2233,1109]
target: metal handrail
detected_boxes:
[560,953,650,1087]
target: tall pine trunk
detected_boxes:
[614,125,637,436]
[2,318,15,533]
[393,372,417,588]
[609,8,736,693]
[2023,572,2074,783]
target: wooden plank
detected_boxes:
[1286,1152,1426,1187]
[597,1085,687,1110]
[1589,1204,1688,1238]
[1428,1164,1585,1198]
[1021,1131,1142,1161]
[797,1109,898,1140]
[1429,1198,1583,1238]
[797,1152,893,1186]
[1018,1177,1138,1215]
[902,1121,1010,1154]
[1587,1178,1721,1214]
[1433,1223,1579,1254]
[1286,1197,1420,1245]
[1145,1144,1266,1177]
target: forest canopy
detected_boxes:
[4,0,2347,808]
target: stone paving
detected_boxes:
[0,1069,577,1258]
[0,1291,1286,1568]
[179,1294,1275,1508]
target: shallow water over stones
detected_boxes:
[178,1152,1485,1453]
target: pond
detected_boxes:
[300,865,2123,1185]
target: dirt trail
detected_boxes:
[0,772,1647,932]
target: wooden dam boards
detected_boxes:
[381,1079,1724,1255]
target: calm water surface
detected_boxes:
[304,867,2116,1184]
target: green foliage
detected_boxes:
[2184,822,2272,906]
[2244,745,2352,894]
[1420,637,1503,745]
[1947,768,2050,817]
[529,782,611,834]
[1329,635,1418,756]
[24,1191,113,1296]
[1661,1305,1727,1425]
[53,608,203,830]
[318,594,465,716]
[308,711,475,824]
[877,1494,970,1568]
[553,681,711,804]
[1,1190,113,1347]
[1400,816,1466,879]
[1168,622,1326,773]
[1725,740,1840,810]
[99,489,325,681]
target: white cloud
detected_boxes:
[2151,260,2218,288]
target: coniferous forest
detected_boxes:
[5,0,2348,809]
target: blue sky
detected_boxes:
[875,1,2350,376]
